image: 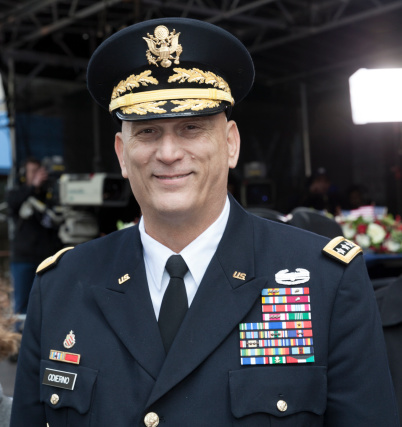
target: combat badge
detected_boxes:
[275,268,310,285]
[322,236,362,264]
[239,285,314,365]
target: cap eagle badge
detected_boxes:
[143,25,183,68]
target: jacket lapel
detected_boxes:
[91,226,166,380]
[146,197,269,406]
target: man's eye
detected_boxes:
[136,128,154,135]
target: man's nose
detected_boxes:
[155,133,184,164]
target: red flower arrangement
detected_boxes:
[338,212,402,253]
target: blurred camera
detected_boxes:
[40,155,65,205]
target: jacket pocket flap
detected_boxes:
[40,360,98,415]
[229,366,327,418]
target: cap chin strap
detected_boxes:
[109,87,234,112]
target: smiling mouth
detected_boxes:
[155,173,191,180]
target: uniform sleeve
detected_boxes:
[324,255,399,426]
[10,276,47,426]
[6,186,35,214]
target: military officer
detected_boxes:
[11,17,399,427]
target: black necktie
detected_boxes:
[158,255,189,353]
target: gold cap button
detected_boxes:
[144,412,159,427]
[50,394,59,405]
[277,399,288,412]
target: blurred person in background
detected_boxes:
[301,167,342,216]
[0,276,20,426]
[6,157,62,329]
[342,184,372,211]
[0,318,20,426]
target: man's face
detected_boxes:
[114,113,240,227]
[25,162,41,186]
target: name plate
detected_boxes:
[42,368,77,390]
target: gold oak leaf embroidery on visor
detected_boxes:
[109,68,234,115]
[171,99,221,112]
[109,88,232,113]
[111,70,159,100]
[121,101,167,115]
[168,68,232,94]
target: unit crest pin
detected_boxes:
[63,330,76,349]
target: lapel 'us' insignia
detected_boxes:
[233,271,246,280]
[63,331,76,349]
[275,268,310,285]
[118,274,130,285]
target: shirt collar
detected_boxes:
[139,196,230,290]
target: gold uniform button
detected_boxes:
[50,394,59,405]
[144,412,159,427]
[277,399,288,412]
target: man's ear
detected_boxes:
[226,120,240,169]
[114,132,128,179]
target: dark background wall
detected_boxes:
[3,1,402,221]
[10,75,402,218]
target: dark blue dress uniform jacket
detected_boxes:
[10,197,399,426]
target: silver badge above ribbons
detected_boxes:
[275,268,310,285]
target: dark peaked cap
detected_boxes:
[87,17,255,121]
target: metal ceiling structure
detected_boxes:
[1,0,402,112]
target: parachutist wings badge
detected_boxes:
[143,25,183,68]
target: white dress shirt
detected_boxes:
[139,196,230,319]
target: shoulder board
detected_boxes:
[36,247,74,274]
[322,236,362,265]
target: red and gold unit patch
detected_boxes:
[239,287,314,365]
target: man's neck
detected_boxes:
[142,198,228,253]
